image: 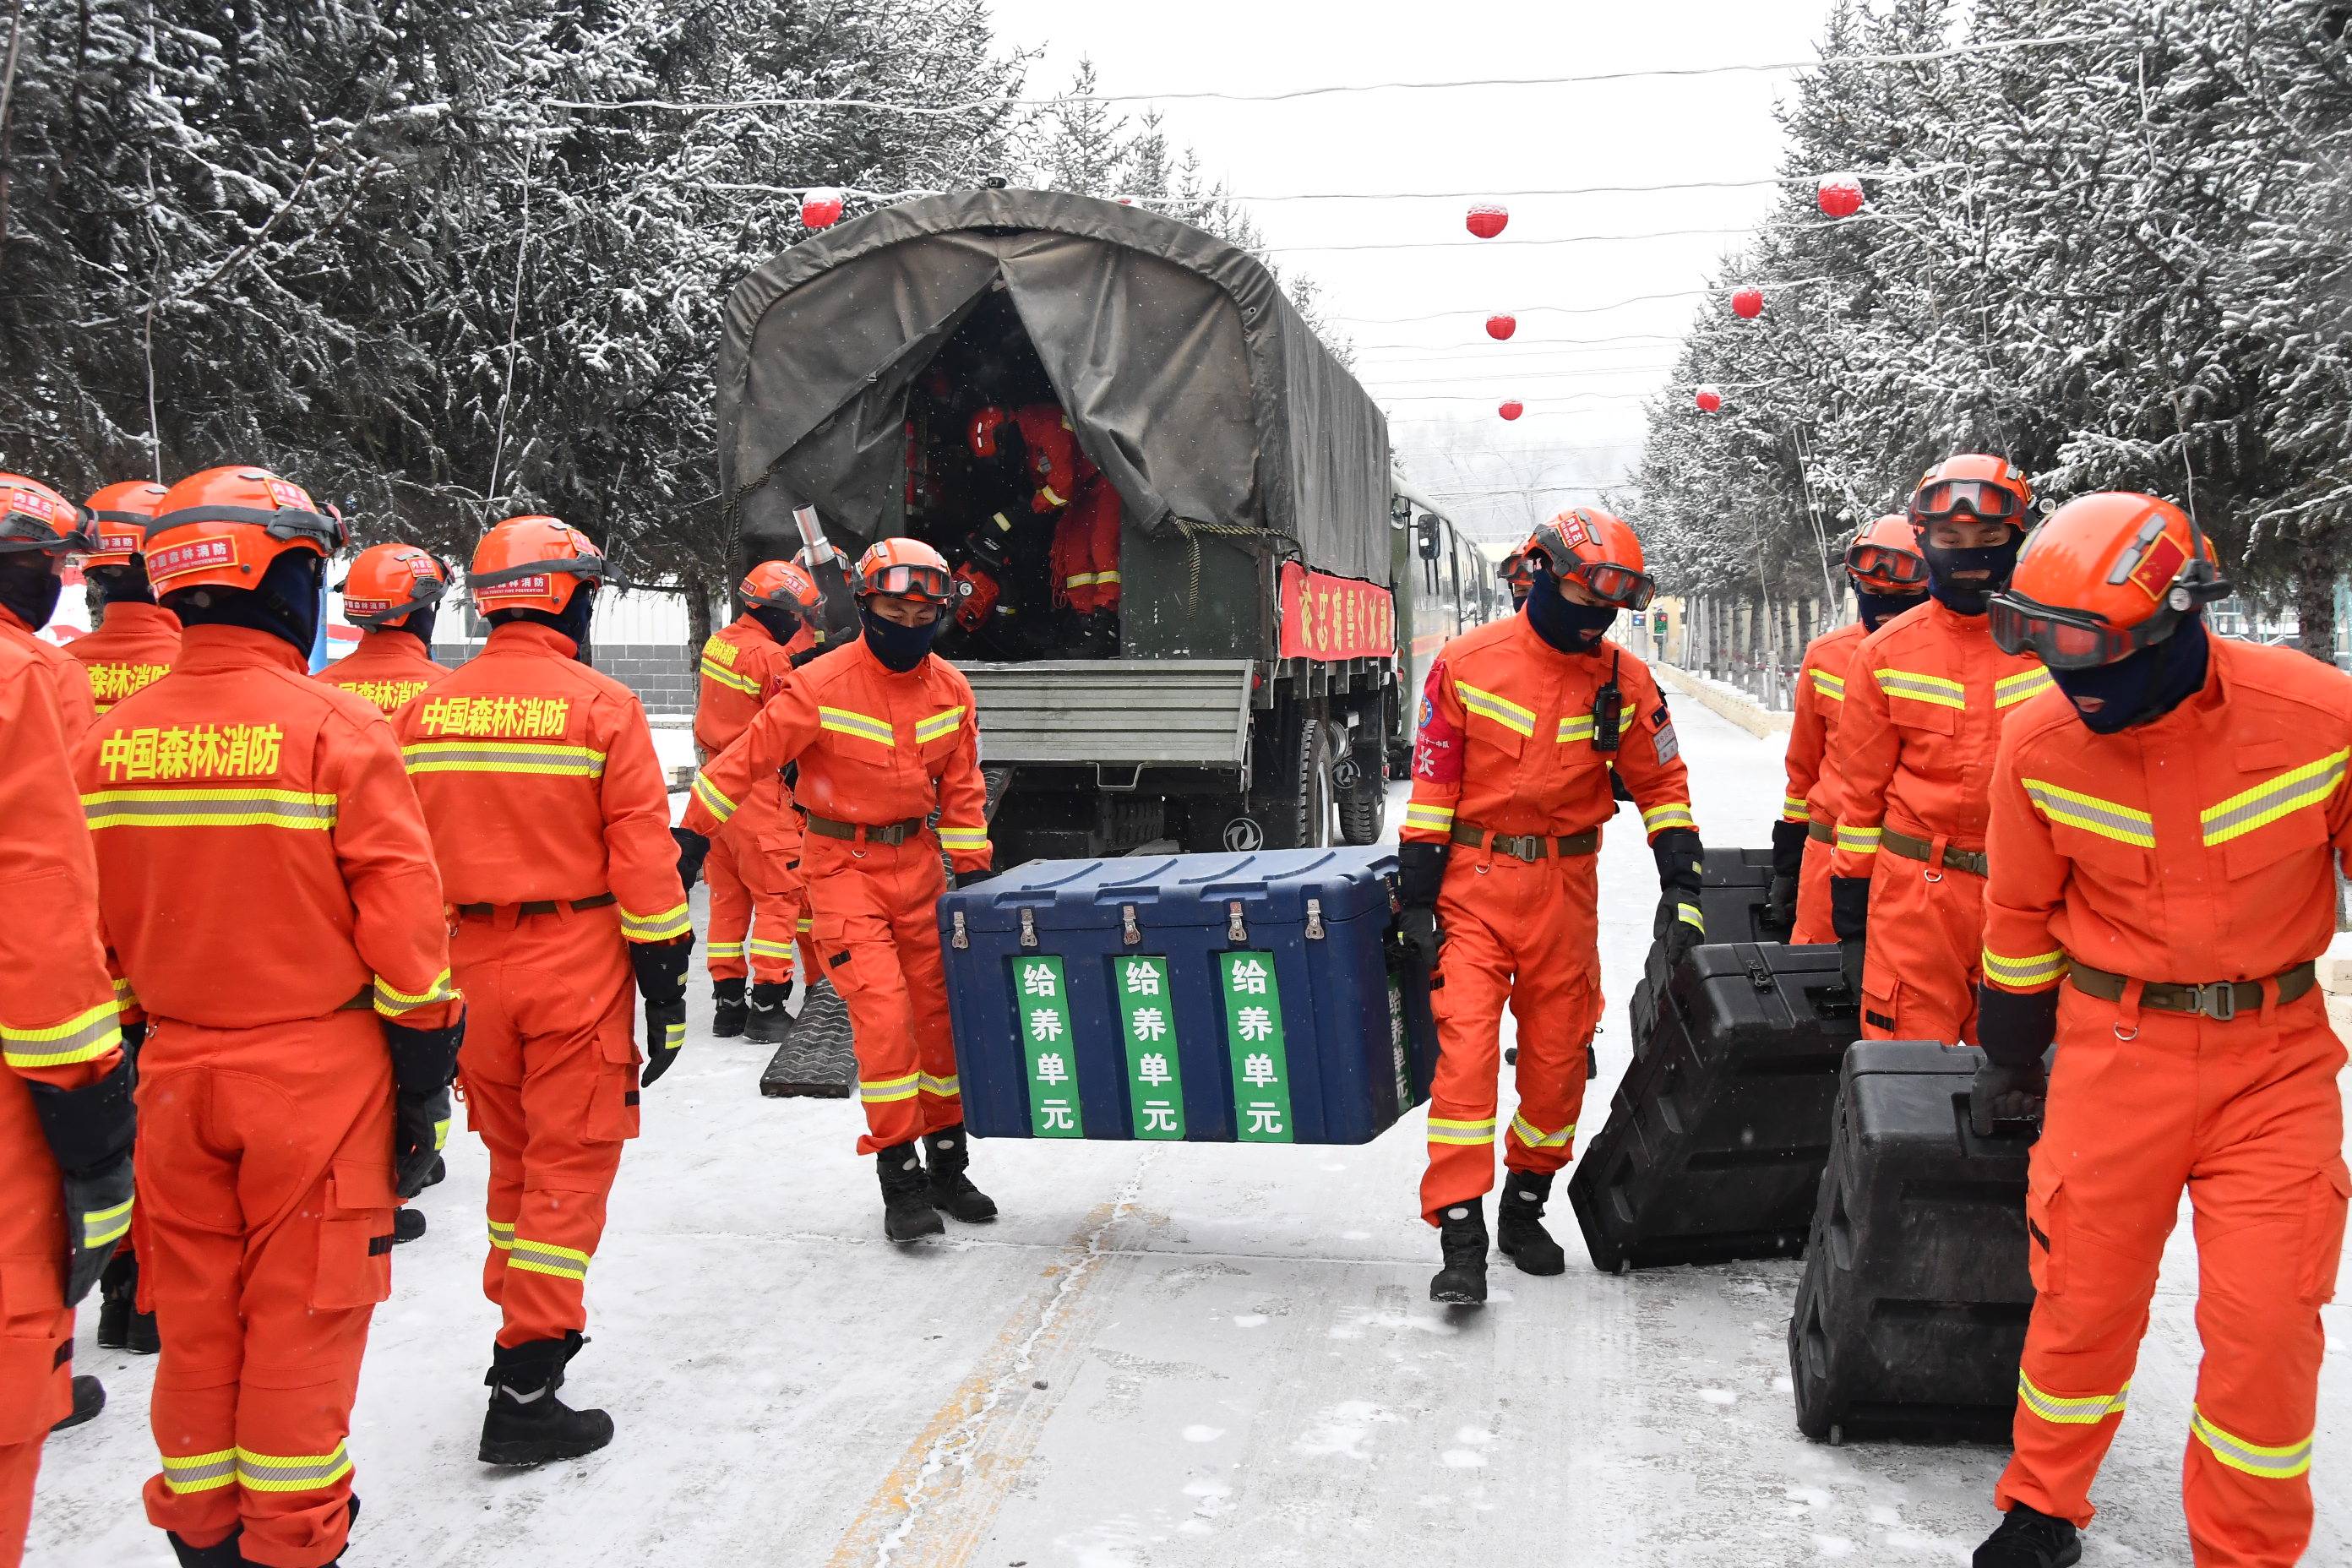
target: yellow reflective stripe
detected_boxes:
[112,976,137,1002]
[937,825,988,850]
[1403,802,1456,833]
[235,1442,354,1493]
[0,1000,122,1069]
[2201,749,2349,847]
[746,938,796,957]
[2023,778,2157,847]
[860,1070,921,1103]
[1836,825,1881,854]
[1039,484,1068,508]
[81,1195,134,1250]
[1556,702,1637,743]
[487,1220,515,1250]
[1782,793,1809,821]
[1982,947,2069,988]
[1454,681,1538,738]
[818,706,896,746]
[692,772,738,824]
[401,740,606,777]
[914,706,967,744]
[1874,667,1968,710]
[1995,667,2055,708]
[2191,1407,2311,1478]
[2018,1371,2130,1426]
[1811,669,1846,701]
[797,917,813,933]
[707,940,744,958]
[1508,1113,1572,1149]
[699,658,760,695]
[1063,572,1097,588]
[506,1238,592,1280]
[919,1073,961,1097]
[84,787,337,830]
[1427,1115,1497,1146]
[160,1448,238,1494]
[1677,902,1703,932]
[620,903,692,943]
[373,967,456,1018]
[1641,802,1696,834]
[1094,570,1121,585]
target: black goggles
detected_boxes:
[1844,540,1930,589]
[1912,478,2027,524]
[862,561,954,603]
[1559,559,1655,611]
[1987,592,2184,670]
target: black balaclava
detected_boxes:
[1855,588,1926,634]
[166,550,324,653]
[2049,612,2210,735]
[1920,526,2023,616]
[0,556,64,630]
[385,603,439,646]
[1524,563,1616,654]
[487,582,595,664]
[860,602,942,672]
[749,604,802,645]
[91,560,157,607]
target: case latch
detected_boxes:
[950,909,970,950]
[1121,904,1141,946]
[1020,907,1039,950]
[1227,901,1248,945]
[1304,897,1326,940]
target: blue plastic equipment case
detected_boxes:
[938,848,1435,1144]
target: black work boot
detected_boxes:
[127,1304,161,1355]
[478,1332,614,1466]
[425,1152,447,1189]
[96,1250,138,1348]
[878,1141,945,1242]
[52,1374,104,1432]
[166,1528,245,1567]
[923,1125,999,1223]
[711,977,748,1039]
[1429,1200,1489,1305]
[1974,1505,2081,1567]
[1495,1170,1567,1277]
[745,980,792,1045]
[393,1207,428,1245]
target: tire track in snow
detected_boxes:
[825,1148,1158,1568]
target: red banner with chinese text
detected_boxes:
[1278,564,1396,662]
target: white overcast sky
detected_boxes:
[987,0,1844,538]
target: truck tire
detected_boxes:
[1247,703,1332,851]
[1336,727,1386,845]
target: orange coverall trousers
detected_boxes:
[703,828,803,987]
[1858,849,1983,1045]
[454,904,639,1348]
[1420,850,1603,1222]
[805,832,963,1153]
[1996,985,2348,1566]
[138,1011,394,1568]
[0,1081,72,1568]
[1791,827,1838,945]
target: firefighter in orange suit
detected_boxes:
[1397,508,1703,1306]
[394,515,691,1467]
[0,491,130,1568]
[970,404,1120,655]
[72,481,182,716]
[1768,515,1929,944]
[678,538,996,1242]
[695,558,821,1041]
[324,543,450,715]
[1966,495,2351,1568]
[1827,455,2054,1044]
[81,466,461,1568]
[0,476,98,742]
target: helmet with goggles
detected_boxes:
[1845,513,1930,592]
[853,537,954,605]
[1526,507,1654,610]
[1909,454,2033,530]
[1989,493,2228,670]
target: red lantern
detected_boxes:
[1498,400,1525,422]
[801,186,847,230]
[1694,385,1723,414]
[1731,287,1765,320]
[1816,174,1864,219]
[1485,313,1517,341]
[1466,202,1509,239]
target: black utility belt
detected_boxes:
[453,892,616,918]
[2067,959,2317,1021]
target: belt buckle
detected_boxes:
[2189,981,2237,1022]
[1497,833,1538,863]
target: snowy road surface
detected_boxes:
[30,695,2352,1566]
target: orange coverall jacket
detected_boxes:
[1781,620,1866,943]
[320,629,446,716]
[67,601,180,716]
[694,613,815,846]
[2,607,96,746]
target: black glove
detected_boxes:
[1651,828,1706,964]
[640,999,686,1087]
[1398,905,1442,972]
[1765,818,1809,931]
[1830,875,1870,996]
[967,512,1015,574]
[26,1058,138,1308]
[953,866,999,891]
[631,935,691,1007]
[1396,840,1449,972]
[120,1018,149,1064]
[384,1014,465,1199]
[1970,1057,2049,1138]
[672,825,710,891]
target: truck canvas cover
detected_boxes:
[717,188,1391,585]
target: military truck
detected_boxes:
[717,188,1433,865]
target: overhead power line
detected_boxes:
[1262,218,1881,257]
[1328,280,1833,324]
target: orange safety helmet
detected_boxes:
[1844,513,1930,591]
[853,536,954,603]
[1526,506,1655,610]
[1498,532,1540,600]
[468,514,607,614]
[0,475,96,557]
[144,465,347,595]
[968,406,1009,459]
[82,481,171,569]
[1990,493,2228,670]
[739,558,821,616]
[1909,454,2033,529]
[337,542,450,628]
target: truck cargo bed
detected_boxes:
[956,659,1255,769]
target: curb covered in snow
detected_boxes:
[1654,663,1792,740]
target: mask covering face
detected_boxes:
[2049,612,2209,734]
[487,581,596,663]
[860,602,942,672]
[1524,563,1617,654]
[1854,588,1925,633]
[1920,528,2023,615]
[92,561,157,607]
[168,550,324,653]
[749,604,802,645]
[0,557,65,631]
[389,604,438,646]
